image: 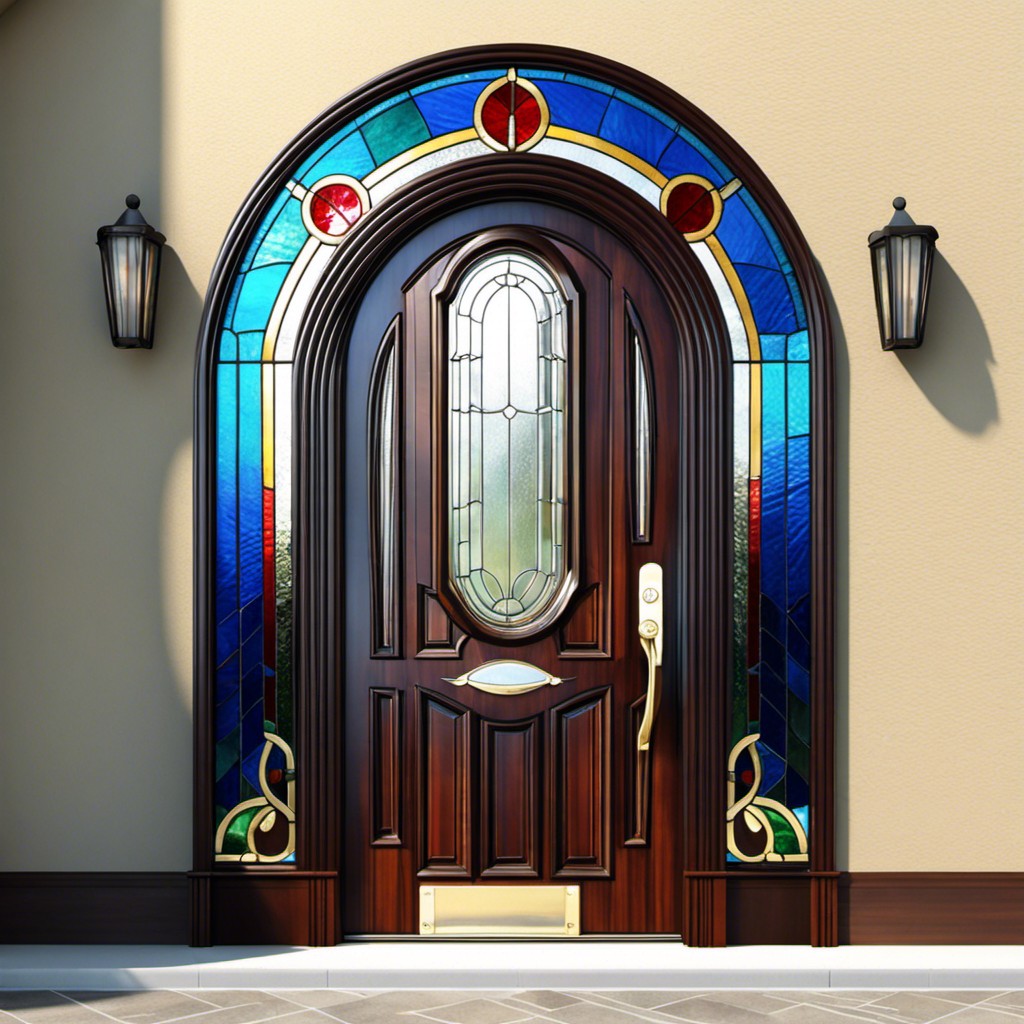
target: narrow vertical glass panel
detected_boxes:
[448,252,568,631]
[629,306,653,543]
[370,320,399,655]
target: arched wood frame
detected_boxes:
[191,44,835,948]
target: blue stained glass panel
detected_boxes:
[354,91,414,128]
[789,592,811,641]
[787,436,811,606]
[414,82,483,136]
[759,701,787,760]
[734,263,797,336]
[241,706,267,790]
[216,612,238,666]
[788,329,810,361]
[716,197,780,273]
[240,595,262,640]
[238,364,263,606]
[613,88,677,129]
[242,659,263,718]
[238,332,264,362]
[215,366,237,624]
[756,740,786,792]
[787,612,811,671]
[239,189,290,275]
[656,134,723,185]
[232,264,291,334]
[786,271,807,328]
[542,81,611,135]
[518,68,566,81]
[220,330,238,362]
[787,766,809,808]
[787,654,810,703]
[215,694,239,742]
[360,99,430,164]
[410,69,499,95]
[760,628,786,681]
[738,190,793,274]
[760,334,787,361]
[598,98,675,166]
[788,364,810,436]
[251,198,307,270]
[564,72,614,95]
[760,661,786,711]
[216,653,239,704]
[299,129,375,187]
[760,364,786,607]
[241,627,263,679]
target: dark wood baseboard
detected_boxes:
[0,871,1020,944]
[189,871,338,946]
[841,872,1024,944]
[0,873,187,944]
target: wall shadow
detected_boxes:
[895,252,998,433]
[814,259,851,872]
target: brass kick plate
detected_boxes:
[419,885,580,937]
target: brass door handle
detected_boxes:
[637,563,663,752]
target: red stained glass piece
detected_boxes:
[666,181,715,235]
[481,82,541,148]
[513,93,541,145]
[481,83,513,145]
[740,769,754,785]
[310,183,362,236]
[268,768,284,785]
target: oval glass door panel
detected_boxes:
[448,251,569,631]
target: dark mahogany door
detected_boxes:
[341,201,682,936]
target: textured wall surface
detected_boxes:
[0,0,1021,871]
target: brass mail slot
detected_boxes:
[419,885,580,937]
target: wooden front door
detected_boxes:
[341,201,682,937]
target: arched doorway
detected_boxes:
[192,46,835,947]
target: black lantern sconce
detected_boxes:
[96,195,166,349]
[868,197,939,351]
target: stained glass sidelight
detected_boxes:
[209,60,816,865]
[448,252,569,631]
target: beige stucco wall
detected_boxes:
[0,0,1021,872]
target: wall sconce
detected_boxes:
[96,195,166,349]
[868,197,938,351]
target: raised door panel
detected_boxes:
[369,688,401,846]
[480,718,541,877]
[550,688,611,877]
[418,689,472,877]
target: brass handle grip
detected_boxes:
[637,627,661,751]
[637,563,663,752]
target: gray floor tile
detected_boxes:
[504,993,581,1011]
[263,994,366,1011]
[651,996,775,1023]
[937,1010,1024,1024]
[771,1005,897,1024]
[593,994,709,1011]
[981,997,1024,1016]
[316,993,477,1024]
[693,993,804,1014]
[525,1001,670,1024]
[410,998,534,1024]
[866,992,989,1022]
[0,993,119,1024]
[61,991,216,1023]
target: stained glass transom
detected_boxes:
[210,60,815,865]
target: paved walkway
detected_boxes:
[2,989,1024,1024]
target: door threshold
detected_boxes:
[345,934,683,942]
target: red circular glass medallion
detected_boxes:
[665,181,716,235]
[310,182,362,236]
[481,82,542,148]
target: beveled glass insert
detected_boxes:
[448,251,568,630]
[632,319,652,542]
[370,323,398,655]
